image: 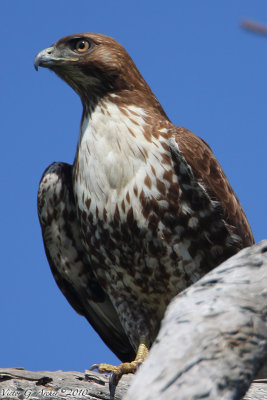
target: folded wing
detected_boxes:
[37,162,135,362]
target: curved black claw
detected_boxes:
[135,361,143,370]
[89,363,101,371]
[109,371,122,400]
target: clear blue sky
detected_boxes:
[1,1,266,372]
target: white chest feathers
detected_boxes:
[75,101,152,201]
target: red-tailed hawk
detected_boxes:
[34,33,254,384]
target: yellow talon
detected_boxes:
[90,335,149,374]
[88,337,149,399]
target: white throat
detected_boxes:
[74,99,150,206]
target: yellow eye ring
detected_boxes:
[75,39,90,53]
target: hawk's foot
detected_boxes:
[90,359,141,374]
[89,339,149,398]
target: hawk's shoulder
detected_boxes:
[172,127,254,247]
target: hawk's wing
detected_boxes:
[174,127,254,246]
[169,127,254,266]
[37,162,135,362]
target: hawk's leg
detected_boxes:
[90,336,149,397]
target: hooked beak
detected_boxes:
[34,45,79,71]
[34,46,55,71]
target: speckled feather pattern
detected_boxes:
[37,32,254,358]
[72,100,251,350]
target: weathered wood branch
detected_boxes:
[0,369,133,400]
[0,368,266,400]
[0,241,266,400]
[126,240,267,400]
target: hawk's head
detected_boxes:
[34,33,156,108]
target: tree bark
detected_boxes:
[0,368,132,400]
[0,368,266,400]
[126,240,267,400]
[1,241,266,400]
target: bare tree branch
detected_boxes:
[126,241,267,400]
[241,19,267,36]
[0,368,266,400]
[0,369,132,400]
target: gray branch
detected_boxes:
[0,369,133,400]
[0,241,266,400]
[126,240,267,400]
[0,369,266,400]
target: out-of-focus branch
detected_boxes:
[241,19,267,36]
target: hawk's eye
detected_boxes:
[75,39,90,53]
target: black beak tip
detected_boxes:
[34,54,40,71]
